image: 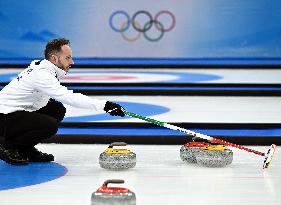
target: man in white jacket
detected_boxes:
[0,38,125,165]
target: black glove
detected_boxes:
[104,101,125,117]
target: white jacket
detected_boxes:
[0,59,107,114]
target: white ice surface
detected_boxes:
[1,68,281,84]
[0,144,280,205]
[65,96,281,123]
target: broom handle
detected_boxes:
[125,111,264,156]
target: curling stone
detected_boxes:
[180,141,211,163]
[99,142,136,170]
[91,179,136,205]
[196,145,233,167]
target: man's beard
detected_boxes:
[57,58,67,71]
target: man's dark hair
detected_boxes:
[44,38,70,60]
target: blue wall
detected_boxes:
[1,0,281,65]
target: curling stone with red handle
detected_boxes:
[180,141,211,163]
[91,179,136,205]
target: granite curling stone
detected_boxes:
[180,141,211,163]
[196,144,233,167]
[91,179,136,205]
[99,142,136,170]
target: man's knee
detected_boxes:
[48,117,59,135]
[38,99,66,122]
[56,102,66,122]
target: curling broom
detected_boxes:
[124,111,276,169]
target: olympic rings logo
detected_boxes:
[109,10,176,42]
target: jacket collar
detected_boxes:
[40,59,67,79]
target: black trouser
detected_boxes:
[0,99,66,149]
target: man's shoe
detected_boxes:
[0,144,29,165]
[21,147,54,162]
